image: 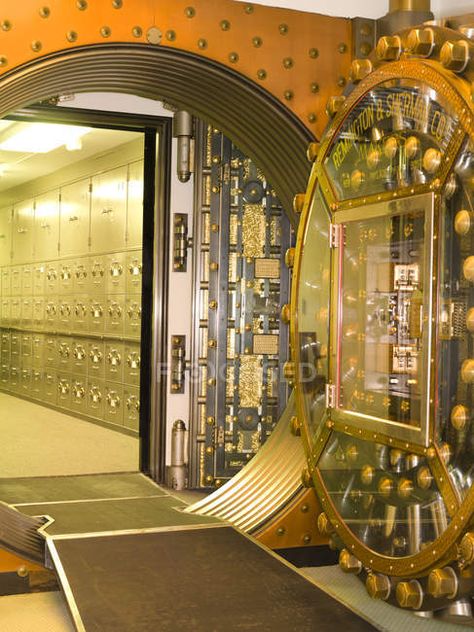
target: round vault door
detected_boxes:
[290,29,474,612]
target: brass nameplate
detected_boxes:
[255,258,280,279]
[253,334,279,355]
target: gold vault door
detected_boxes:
[290,24,474,614]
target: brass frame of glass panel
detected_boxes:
[290,58,474,577]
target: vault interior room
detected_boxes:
[1,0,474,631]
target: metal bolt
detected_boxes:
[406,27,435,57]
[76,0,88,9]
[185,6,196,18]
[293,193,305,214]
[276,526,286,536]
[279,23,288,35]
[376,35,402,61]
[284,90,294,101]
[166,30,176,42]
[228,52,239,63]
[220,20,230,31]
[339,549,362,574]
[428,567,458,599]
[308,113,317,123]
[366,574,391,600]
[350,58,373,83]
[244,4,254,14]
[326,96,345,117]
[31,40,42,52]
[0,56,7,67]
[39,7,50,18]
[338,42,347,53]
[283,57,294,69]
[310,82,319,93]
[100,26,111,38]
[257,69,267,80]
[303,534,312,544]
[67,31,78,42]
[309,47,319,59]
[112,0,123,7]
[440,40,470,73]
[1,20,12,30]
[132,26,143,38]
[252,36,262,47]
[307,142,320,162]
[197,38,207,50]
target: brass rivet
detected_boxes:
[39,7,50,18]
[76,0,88,9]
[166,30,176,42]
[244,4,254,14]
[31,40,42,52]
[112,0,122,7]
[283,57,294,69]
[279,23,288,35]
[100,26,111,38]
[308,113,317,123]
[310,82,319,93]
[197,38,207,49]
[132,26,143,38]
[338,42,347,53]
[1,20,12,31]
[185,6,196,18]
[252,36,262,47]
[337,76,347,87]
[257,69,267,80]
[309,47,319,59]
[284,90,293,101]
[0,56,7,67]
[220,19,230,31]
[228,52,239,63]
[67,31,78,43]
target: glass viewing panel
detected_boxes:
[335,194,434,445]
[324,79,458,201]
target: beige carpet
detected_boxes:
[0,592,74,632]
[0,393,139,477]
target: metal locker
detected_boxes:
[31,369,42,399]
[43,371,57,404]
[125,251,142,295]
[72,340,87,375]
[45,262,58,294]
[59,178,90,258]
[106,297,124,335]
[9,365,20,392]
[89,255,106,294]
[104,382,123,426]
[10,333,20,362]
[57,337,72,372]
[105,342,124,382]
[0,207,12,266]
[21,297,33,328]
[57,373,72,408]
[1,331,10,357]
[73,296,88,333]
[44,336,57,369]
[21,264,33,294]
[1,298,10,327]
[10,298,21,326]
[32,334,44,368]
[71,377,87,412]
[45,297,58,330]
[124,297,141,338]
[88,341,105,377]
[124,385,140,431]
[32,298,44,330]
[33,263,45,295]
[126,160,144,248]
[12,199,34,264]
[89,297,105,333]
[21,333,33,368]
[58,260,74,294]
[10,266,21,296]
[91,166,127,253]
[1,267,11,296]
[123,343,140,386]
[34,190,60,262]
[87,377,105,418]
[20,367,32,394]
[58,299,72,332]
[0,364,9,388]
[73,258,89,294]
[106,252,125,294]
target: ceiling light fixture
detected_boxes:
[0,123,92,153]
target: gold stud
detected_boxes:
[350,58,373,83]
[209,300,217,310]
[285,247,295,268]
[405,136,420,159]
[351,169,365,191]
[378,476,393,498]
[396,580,423,609]
[67,31,78,43]
[284,90,294,101]
[428,567,458,599]
[283,361,295,382]
[376,35,402,61]
[209,261,218,271]
[422,147,441,173]
[220,20,230,31]
[326,96,345,118]
[366,574,391,600]
[1,20,12,31]
[308,113,317,123]
[439,442,452,465]
[76,0,88,9]
[309,48,319,59]
[310,82,319,93]
[252,36,262,47]
[306,142,320,162]
[205,446,214,455]
[257,69,267,80]
[283,57,294,69]
[208,339,216,348]
[451,404,469,430]
[39,7,50,18]
[293,193,305,214]
[440,40,470,73]
[416,466,433,490]
[280,304,291,324]
[460,532,474,564]
[397,479,414,500]
[166,30,176,42]
[463,257,474,282]
[228,52,239,63]
[279,24,288,35]
[197,38,207,50]
[339,549,362,574]
[112,0,122,7]
[467,308,474,332]
[461,359,474,383]
[406,27,435,57]
[366,149,380,170]
[454,210,472,236]
[244,4,254,14]
[0,56,8,67]
[100,26,111,38]
[360,465,375,486]
[31,41,42,52]
[384,136,398,159]
[185,6,196,18]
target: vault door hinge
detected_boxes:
[325,383,336,409]
[329,223,343,248]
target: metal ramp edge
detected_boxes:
[0,501,46,564]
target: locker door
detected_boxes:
[124,385,140,431]
[126,160,144,248]
[91,166,127,253]
[12,199,34,264]
[34,191,59,262]
[0,207,12,266]
[1,267,10,296]
[60,178,90,258]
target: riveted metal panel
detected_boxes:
[43,371,57,405]
[57,298,72,333]
[106,252,126,295]
[105,382,124,426]
[89,255,106,295]
[44,296,58,330]
[57,373,72,409]
[73,258,89,294]
[88,341,105,378]
[32,262,45,295]
[57,337,72,373]
[124,385,140,431]
[125,250,142,295]
[21,296,33,328]
[105,342,124,383]
[31,369,42,399]
[71,376,87,412]
[32,334,44,368]
[106,296,124,336]
[89,296,105,334]
[12,200,34,264]
[34,190,59,262]
[71,339,87,376]
[87,377,105,418]
[123,343,140,386]
[44,336,57,369]
[91,166,127,254]
[60,178,90,258]
[73,296,88,333]
[127,160,144,249]
[0,207,12,266]
[58,259,74,294]
[45,262,59,294]
[32,297,44,330]
[10,266,21,296]
[124,296,141,339]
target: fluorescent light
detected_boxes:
[0,123,91,153]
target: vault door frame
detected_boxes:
[0,104,172,481]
